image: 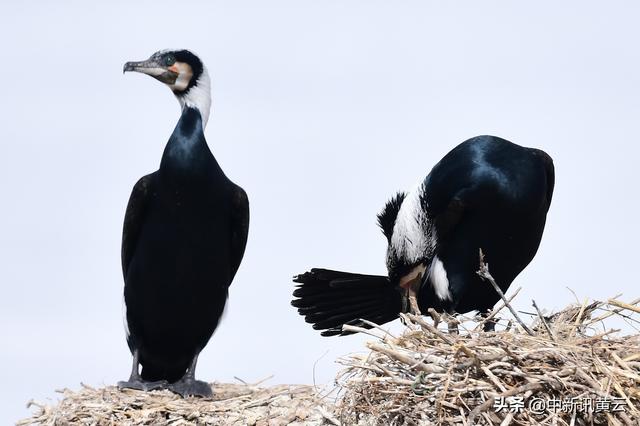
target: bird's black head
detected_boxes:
[124,49,204,94]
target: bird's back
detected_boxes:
[425,135,552,217]
[419,136,554,314]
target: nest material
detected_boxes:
[18,382,339,426]
[19,290,640,426]
[336,295,640,425]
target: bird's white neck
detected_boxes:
[390,181,436,264]
[177,67,212,128]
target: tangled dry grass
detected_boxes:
[17,382,339,426]
[336,293,640,425]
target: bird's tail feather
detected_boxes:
[291,268,402,336]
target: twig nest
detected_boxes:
[19,296,640,425]
[18,383,335,425]
[336,298,640,425]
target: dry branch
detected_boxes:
[477,249,533,336]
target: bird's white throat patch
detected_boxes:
[390,181,436,264]
[177,66,212,128]
[169,62,194,93]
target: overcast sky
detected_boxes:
[2,1,640,423]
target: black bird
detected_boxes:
[292,135,553,336]
[119,49,249,396]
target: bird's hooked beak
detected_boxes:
[123,57,179,85]
[399,264,426,315]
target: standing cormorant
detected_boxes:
[292,136,553,336]
[118,49,249,396]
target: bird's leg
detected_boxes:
[117,350,168,391]
[446,315,459,335]
[127,349,141,381]
[167,351,213,398]
[447,321,459,335]
[481,309,498,332]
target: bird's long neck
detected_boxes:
[160,107,218,176]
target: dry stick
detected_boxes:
[475,287,523,331]
[575,368,602,392]
[358,319,398,339]
[468,382,544,423]
[477,249,534,336]
[408,314,455,345]
[366,342,446,374]
[606,413,624,426]
[317,407,341,426]
[612,380,638,415]
[499,413,513,426]
[569,297,590,336]
[609,350,633,372]
[618,412,636,426]
[341,324,383,339]
[481,366,508,393]
[532,299,556,342]
[608,298,640,315]
[587,297,640,325]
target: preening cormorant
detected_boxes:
[292,135,553,336]
[119,49,249,396]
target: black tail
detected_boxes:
[291,268,402,336]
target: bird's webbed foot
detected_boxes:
[117,378,169,392]
[168,378,212,398]
[164,350,212,397]
[118,350,169,392]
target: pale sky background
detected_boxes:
[2,1,640,423]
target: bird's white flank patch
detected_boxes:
[178,65,212,128]
[122,295,130,339]
[429,255,452,301]
[390,180,436,264]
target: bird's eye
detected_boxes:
[164,55,176,66]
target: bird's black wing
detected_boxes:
[229,184,249,282]
[121,173,155,277]
[432,196,466,241]
[529,148,555,207]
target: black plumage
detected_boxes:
[119,50,249,396]
[292,135,553,336]
[292,269,401,336]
